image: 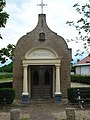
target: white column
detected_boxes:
[55,64,61,94]
[29,67,31,98]
[23,65,28,94]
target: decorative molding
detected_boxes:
[25,47,58,59]
[22,59,61,66]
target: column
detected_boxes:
[22,65,29,105]
[23,65,28,94]
[29,67,31,98]
[55,64,61,94]
[55,64,62,102]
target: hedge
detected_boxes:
[0,62,13,72]
[67,87,90,103]
[0,73,13,80]
[0,88,15,105]
[71,75,90,84]
[0,81,12,88]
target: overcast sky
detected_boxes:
[0,0,89,62]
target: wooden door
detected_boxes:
[31,66,52,99]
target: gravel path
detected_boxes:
[0,99,90,120]
[0,82,90,120]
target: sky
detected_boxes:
[0,0,89,66]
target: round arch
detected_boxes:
[25,47,59,60]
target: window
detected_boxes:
[44,70,50,85]
[33,71,39,85]
[39,33,45,41]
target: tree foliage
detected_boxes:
[0,44,15,64]
[0,0,9,39]
[0,1,14,64]
[66,1,90,56]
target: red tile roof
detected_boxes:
[77,55,90,64]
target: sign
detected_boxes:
[25,48,58,59]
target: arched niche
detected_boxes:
[25,47,58,60]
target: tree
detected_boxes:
[66,1,90,56]
[0,0,9,39]
[0,44,15,64]
[0,0,14,64]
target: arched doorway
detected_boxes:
[22,47,61,99]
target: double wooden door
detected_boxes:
[31,66,53,99]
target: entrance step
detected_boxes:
[30,98,55,104]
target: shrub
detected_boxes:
[0,81,12,88]
[0,72,13,80]
[0,88,15,105]
[71,75,90,84]
[67,87,90,103]
[67,88,77,103]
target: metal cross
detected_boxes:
[37,0,47,14]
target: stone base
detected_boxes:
[21,93,29,106]
[66,108,76,120]
[10,109,20,120]
[54,92,62,103]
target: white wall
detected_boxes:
[76,66,90,76]
[76,67,81,75]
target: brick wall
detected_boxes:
[13,14,71,99]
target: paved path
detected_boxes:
[0,99,90,120]
[21,102,61,120]
[0,100,66,120]
[0,83,90,120]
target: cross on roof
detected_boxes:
[37,0,47,14]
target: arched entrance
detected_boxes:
[22,47,61,99]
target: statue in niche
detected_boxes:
[39,32,45,41]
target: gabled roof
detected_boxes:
[77,55,90,64]
[74,55,90,66]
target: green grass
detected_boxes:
[20,118,29,120]
[0,72,13,82]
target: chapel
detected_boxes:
[13,1,71,102]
